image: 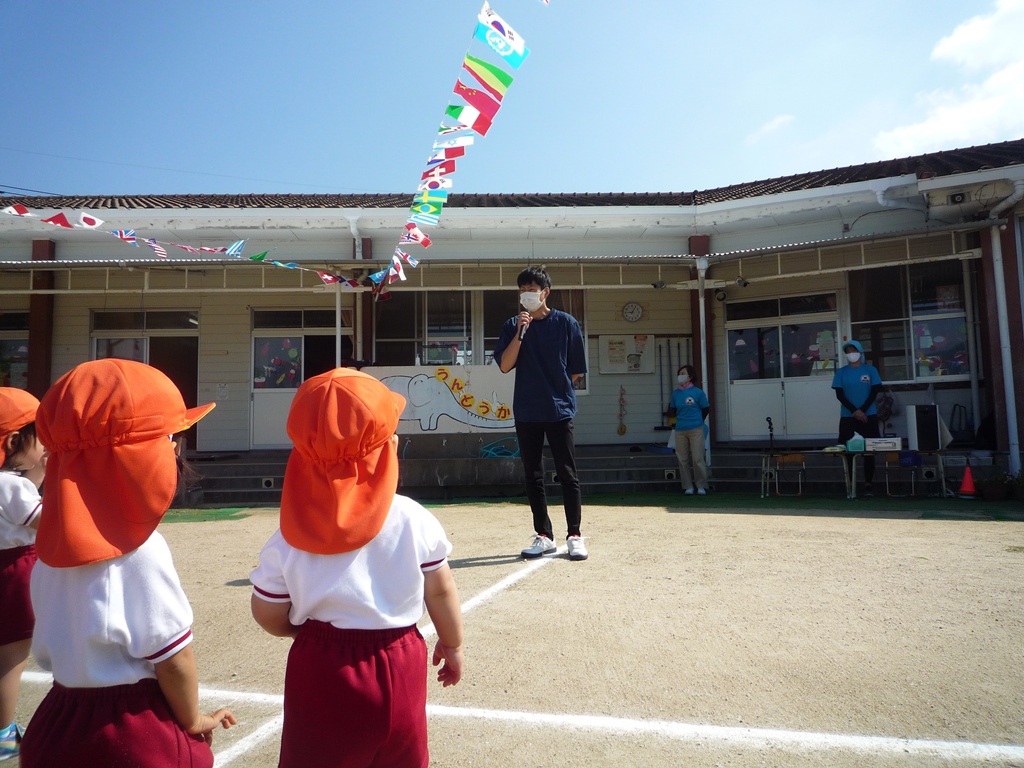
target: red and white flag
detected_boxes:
[403,223,432,248]
[171,242,200,254]
[77,212,105,229]
[2,204,34,217]
[316,271,340,285]
[388,253,407,284]
[199,246,227,253]
[145,238,168,258]
[42,212,73,228]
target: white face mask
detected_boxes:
[520,291,544,311]
[677,374,689,385]
[846,352,862,363]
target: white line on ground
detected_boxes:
[23,670,1024,762]
[420,546,566,640]
[212,714,284,768]
[427,705,1024,761]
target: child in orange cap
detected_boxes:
[19,359,236,768]
[0,388,45,761]
[250,368,464,768]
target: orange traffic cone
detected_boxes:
[958,465,976,499]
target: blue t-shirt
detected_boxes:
[670,386,709,431]
[830,363,882,417]
[493,309,587,422]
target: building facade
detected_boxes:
[1,139,1022,471]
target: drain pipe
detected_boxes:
[871,181,928,212]
[696,256,711,468]
[344,215,363,366]
[987,180,1024,474]
[346,215,363,260]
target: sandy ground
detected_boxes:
[13,499,1024,767]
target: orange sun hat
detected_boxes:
[281,368,406,555]
[35,359,216,568]
[0,387,41,465]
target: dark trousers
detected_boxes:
[515,419,582,540]
[839,415,880,483]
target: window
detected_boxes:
[374,292,422,366]
[93,310,198,330]
[850,262,970,381]
[253,336,302,389]
[372,288,588,384]
[484,291,520,365]
[728,327,780,381]
[0,340,29,389]
[251,308,356,388]
[727,293,835,322]
[0,313,29,389]
[252,309,352,329]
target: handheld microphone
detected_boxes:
[519,321,528,341]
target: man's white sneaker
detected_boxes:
[697,488,707,495]
[683,488,695,495]
[567,535,589,561]
[521,535,557,559]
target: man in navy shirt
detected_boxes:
[494,267,589,561]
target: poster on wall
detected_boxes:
[372,365,516,433]
[598,335,655,374]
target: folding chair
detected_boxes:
[771,453,806,497]
[883,451,920,497]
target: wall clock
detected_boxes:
[622,302,643,322]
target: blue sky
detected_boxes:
[3,0,1024,197]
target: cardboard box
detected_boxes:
[865,438,900,451]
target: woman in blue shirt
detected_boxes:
[670,365,710,495]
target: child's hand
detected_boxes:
[432,640,463,687]
[189,708,238,745]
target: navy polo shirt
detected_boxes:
[493,309,587,423]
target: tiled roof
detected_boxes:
[2,139,1022,211]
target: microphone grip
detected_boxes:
[519,322,528,341]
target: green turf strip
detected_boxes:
[163,507,253,523]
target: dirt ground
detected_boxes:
[14,499,1024,767]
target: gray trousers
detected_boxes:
[675,426,708,490]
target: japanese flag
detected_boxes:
[77,212,105,229]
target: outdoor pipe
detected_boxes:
[986,180,1024,474]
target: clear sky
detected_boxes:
[3,0,1024,198]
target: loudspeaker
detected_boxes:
[907,405,940,451]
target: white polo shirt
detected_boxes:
[30,531,194,687]
[251,494,452,630]
[0,471,40,549]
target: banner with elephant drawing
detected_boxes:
[373,365,516,434]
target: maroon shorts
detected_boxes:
[0,545,36,645]
[280,621,429,768]
[19,678,214,768]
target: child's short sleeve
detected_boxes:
[0,473,42,527]
[416,506,453,572]
[250,529,292,603]
[119,534,195,664]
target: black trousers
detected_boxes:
[515,419,582,540]
[839,415,880,483]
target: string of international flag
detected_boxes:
[2,1,539,295]
[369,1,532,299]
